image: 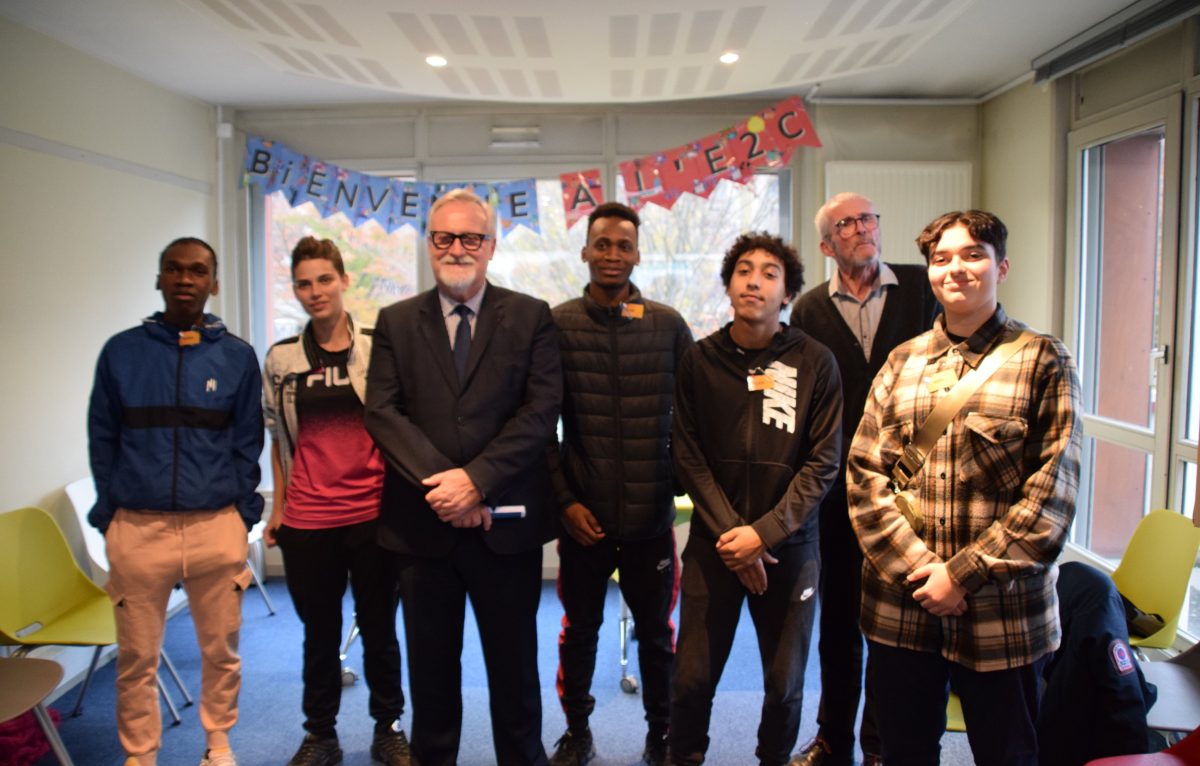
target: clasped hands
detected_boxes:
[422,468,490,531]
[716,525,777,596]
[907,562,968,617]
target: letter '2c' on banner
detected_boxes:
[611,94,820,212]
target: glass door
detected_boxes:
[1065,96,1183,556]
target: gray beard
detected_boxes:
[438,270,477,294]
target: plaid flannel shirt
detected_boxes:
[847,307,1082,671]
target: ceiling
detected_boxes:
[1,0,1140,108]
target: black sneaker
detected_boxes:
[787,737,849,766]
[370,727,412,766]
[642,728,669,766]
[287,734,342,766]
[549,728,596,766]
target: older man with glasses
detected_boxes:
[365,188,562,766]
[788,193,939,766]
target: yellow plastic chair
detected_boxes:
[1111,508,1200,649]
[0,506,125,726]
[0,507,117,655]
[0,506,189,726]
[946,690,966,732]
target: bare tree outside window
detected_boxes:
[491,175,782,338]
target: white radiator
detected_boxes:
[824,161,973,272]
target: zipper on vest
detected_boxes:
[609,312,626,538]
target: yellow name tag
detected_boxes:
[747,373,774,391]
[178,330,201,347]
[620,303,644,319]
[927,368,958,392]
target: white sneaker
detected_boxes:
[199,749,238,766]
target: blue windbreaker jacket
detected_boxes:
[87,312,264,532]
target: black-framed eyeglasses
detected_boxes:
[428,231,492,251]
[832,213,880,239]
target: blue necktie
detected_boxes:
[453,304,472,382]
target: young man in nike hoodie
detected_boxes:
[669,232,843,766]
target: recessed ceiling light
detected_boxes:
[426,55,448,67]
[719,51,739,64]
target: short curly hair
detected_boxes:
[720,232,804,300]
[160,237,217,276]
[917,210,1008,263]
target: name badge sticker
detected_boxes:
[179,330,201,347]
[927,368,958,392]
[747,373,774,392]
[620,303,645,319]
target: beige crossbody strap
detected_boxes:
[889,328,1036,494]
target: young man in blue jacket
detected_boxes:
[88,237,264,766]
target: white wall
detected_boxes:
[1,15,218,692]
[981,80,1066,334]
[0,17,217,535]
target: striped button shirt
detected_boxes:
[847,307,1082,671]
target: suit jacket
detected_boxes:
[790,262,938,460]
[365,283,563,557]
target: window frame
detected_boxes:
[1064,95,1185,550]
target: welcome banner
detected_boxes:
[616,95,821,212]
[242,141,541,237]
[242,95,819,237]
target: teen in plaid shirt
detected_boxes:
[847,210,1082,766]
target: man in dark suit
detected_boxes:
[788,193,938,766]
[365,188,562,766]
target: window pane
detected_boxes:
[263,190,419,344]
[489,175,784,339]
[1180,461,1199,636]
[621,175,783,338]
[1188,156,1200,442]
[1077,129,1165,430]
[1078,437,1151,557]
[486,179,586,309]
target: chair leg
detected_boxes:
[32,702,75,766]
[157,674,181,726]
[158,649,193,706]
[618,594,638,693]
[340,616,360,659]
[247,556,276,615]
[340,615,361,686]
[69,646,103,717]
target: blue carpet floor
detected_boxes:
[34,578,974,765]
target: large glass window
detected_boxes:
[1073,126,1166,555]
[483,179,586,311]
[1067,93,1198,637]
[626,174,783,339]
[483,174,785,338]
